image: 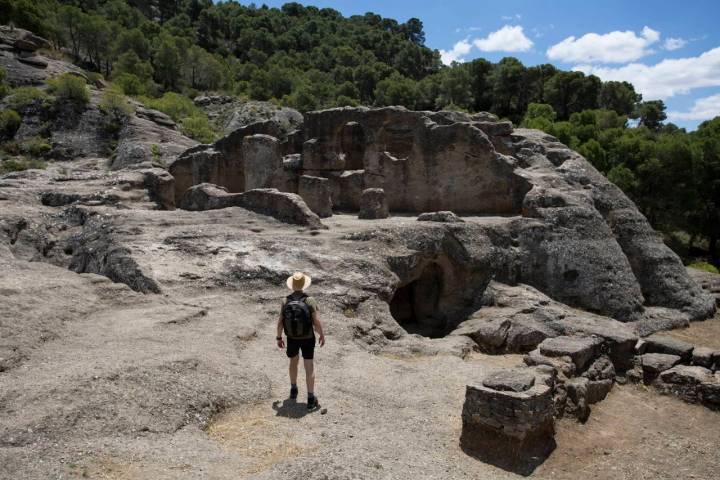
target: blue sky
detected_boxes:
[234,1,720,130]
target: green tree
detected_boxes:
[635,100,667,130]
[436,64,473,110]
[543,71,601,120]
[153,35,182,90]
[374,72,418,108]
[598,81,641,116]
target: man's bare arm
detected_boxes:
[276,314,285,348]
[313,312,325,346]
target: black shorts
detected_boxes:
[286,337,316,360]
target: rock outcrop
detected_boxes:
[178,184,324,229]
[170,106,714,327]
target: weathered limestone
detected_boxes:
[242,134,282,190]
[142,168,175,210]
[417,211,464,223]
[461,369,555,475]
[451,282,637,370]
[178,184,324,229]
[692,347,716,369]
[656,365,720,409]
[642,334,694,361]
[298,175,332,218]
[538,336,603,371]
[359,188,388,219]
[640,353,682,375]
[170,106,716,328]
[303,107,531,214]
[168,147,235,204]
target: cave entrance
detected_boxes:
[389,262,448,338]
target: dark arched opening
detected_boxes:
[389,262,448,338]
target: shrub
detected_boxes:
[0,109,21,138]
[99,88,133,135]
[139,92,198,122]
[6,87,48,110]
[0,67,8,98]
[114,73,145,96]
[0,156,47,175]
[19,136,52,157]
[688,262,719,274]
[181,115,218,144]
[46,74,90,108]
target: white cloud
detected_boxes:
[668,94,720,121]
[501,14,522,21]
[547,26,660,63]
[576,47,720,99]
[473,25,533,52]
[439,39,472,65]
[664,37,687,51]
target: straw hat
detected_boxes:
[286,271,312,291]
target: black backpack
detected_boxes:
[282,293,313,339]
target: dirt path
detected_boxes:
[665,312,720,349]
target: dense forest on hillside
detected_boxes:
[0,0,719,267]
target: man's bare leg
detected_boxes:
[304,359,315,395]
[289,355,299,386]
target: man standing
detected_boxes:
[277,272,325,410]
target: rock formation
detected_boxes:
[2,37,720,478]
[168,106,714,328]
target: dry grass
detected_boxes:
[206,403,317,474]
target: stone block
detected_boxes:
[461,369,555,475]
[640,353,682,375]
[298,175,333,218]
[538,336,602,371]
[643,334,694,361]
[242,134,282,190]
[359,188,389,219]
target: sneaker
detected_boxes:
[307,395,319,410]
[290,386,298,400]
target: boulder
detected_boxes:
[451,316,511,352]
[657,365,716,406]
[177,183,232,211]
[417,211,464,223]
[643,334,694,361]
[538,336,603,371]
[298,175,333,218]
[640,353,681,375]
[359,188,389,220]
[178,185,325,229]
[237,189,324,229]
[0,26,52,52]
[692,347,716,369]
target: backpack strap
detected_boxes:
[287,292,308,303]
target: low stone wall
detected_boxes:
[461,369,556,476]
[632,334,720,410]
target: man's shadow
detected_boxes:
[272,399,311,419]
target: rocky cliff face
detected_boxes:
[168,106,715,325]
